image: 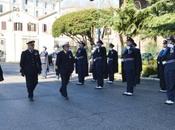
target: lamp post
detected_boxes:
[89,0,104,41]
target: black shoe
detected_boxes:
[65,96,69,100]
[29,98,34,102]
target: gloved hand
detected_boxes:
[167,43,174,48]
[126,46,130,50]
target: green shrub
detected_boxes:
[142,59,157,77]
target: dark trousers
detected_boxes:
[60,73,71,97]
[125,69,135,93]
[96,69,104,87]
[108,65,114,81]
[158,65,166,90]
[25,75,38,98]
[92,71,96,80]
[78,71,85,84]
[164,65,175,101]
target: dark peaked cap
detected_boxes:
[26,40,35,45]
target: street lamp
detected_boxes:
[89,0,104,41]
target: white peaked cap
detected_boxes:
[59,41,69,47]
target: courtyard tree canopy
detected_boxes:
[111,0,175,41]
[52,9,113,44]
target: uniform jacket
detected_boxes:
[157,49,165,78]
[121,47,141,83]
[107,49,118,73]
[93,46,108,79]
[20,49,42,76]
[56,50,75,75]
[75,47,88,76]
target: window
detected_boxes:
[53,4,55,10]
[45,2,47,8]
[25,0,28,5]
[36,0,39,6]
[14,22,23,31]
[0,5,3,13]
[1,21,6,30]
[27,23,36,32]
[36,11,38,17]
[43,24,47,32]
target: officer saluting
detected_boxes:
[161,36,175,105]
[107,43,118,84]
[157,40,167,93]
[122,37,138,96]
[20,40,42,101]
[90,44,97,81]
[93,40,107,89]
[56,42,75,100]
[75,41,88,85]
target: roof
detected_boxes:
[0,10,15,17]
[38,11,58,20]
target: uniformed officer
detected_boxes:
[56,42,75,100]
[0,65,4,82]
[52,46,59,74]
[157,40,167,93]
[131,42,142,85]
[107,43,118,84]
[90,44,97,81]
[40,46,49,78]
[20,40,41,101]
[161,36,175,105]
[75,41,88,85]
[93,40,107,89]
[122,37,138,96]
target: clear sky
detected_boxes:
[61,0,119,8]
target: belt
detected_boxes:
[94,57,102,61]
[123,58,134,62]
[108,58,113,61]
[163,59,175,65]
[77,56,84,60]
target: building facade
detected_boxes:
[0,0,61,62]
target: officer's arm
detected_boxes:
[55,53,61,74]
[20,52,25,75]
[37,51,42,73]
[161,48,170,61]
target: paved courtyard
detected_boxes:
[0,63,175,130]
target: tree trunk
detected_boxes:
[119,33,125,55]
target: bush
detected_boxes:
[142,59,157,77]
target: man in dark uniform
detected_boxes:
[75,41,88,85]
[56,42,75,100]
[161,36,175,105]
[122,37,138,96]
[90,44,97,81]
[157,40,167,93]
[131,41,142,85]
[107,43,118,84]
[93,40,107,89]
[0,65,4,82]
[20,40,41,101]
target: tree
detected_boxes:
[111,0,175,44]
[52,9,112,44]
